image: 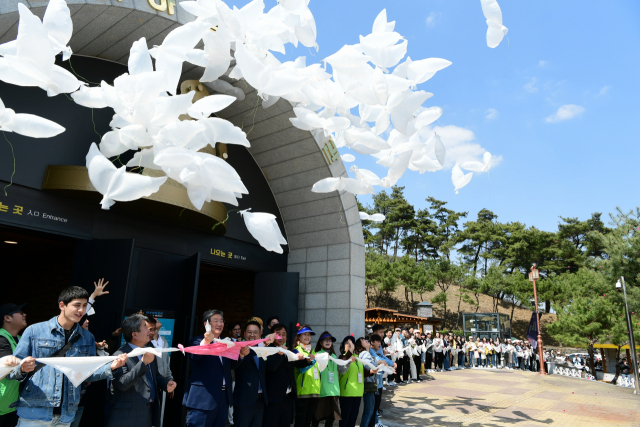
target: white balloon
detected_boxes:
[340,154,356,162]
[452,163,473,194]
[86,143,167,210]
[239,209,288,253]
[0,96,64,138]
[461,152,492,172]
[480,0,508,48]
[359,212,385,222]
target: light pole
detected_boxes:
[529,264,546,375]
[616,276,639,395]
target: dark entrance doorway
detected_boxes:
[0,225,77,325]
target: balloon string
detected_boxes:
[2,132,15,196]
[211,208,240,232]
[68,57,100,86]
[91,109,101,139]
[242,97,261,137]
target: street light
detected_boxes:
[529,263,546,375]
[616,277,639,395]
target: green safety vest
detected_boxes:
[294,345,321,397]
[339,357,363,397]
[0,328,20,415]
[317,350,340,397]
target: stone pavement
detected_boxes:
[377,369,640,427]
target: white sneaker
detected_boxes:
[382,387,387,391]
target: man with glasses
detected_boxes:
[0,303,27,427]
[231,321,267,427]
[184,310,249,427]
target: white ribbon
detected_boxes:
[0,357,24,380]
[34,347,181,387]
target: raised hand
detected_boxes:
[239,346,251,358]
[110,354,128,370]
[91,278,110,299]
[204,331,214,344]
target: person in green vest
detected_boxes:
[338,335,376,427]
[292,324,319,427]
[312,332,348,427]
[0,303,28,427]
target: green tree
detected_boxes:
[425,258,467,329]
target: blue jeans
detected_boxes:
[17,415,70,427]
[69,407,84,427]
[360,392,375,427]
[491,354,496,367]
[469,352,475,367]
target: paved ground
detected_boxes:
[377,369,640,427]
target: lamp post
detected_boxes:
[616,276,639,395]
[529,264,546,375]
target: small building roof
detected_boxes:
[417,301,433,306]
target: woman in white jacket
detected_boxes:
[433,332,445,372]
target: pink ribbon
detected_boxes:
[178,335,282,360]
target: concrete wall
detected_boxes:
[0,1,367,339]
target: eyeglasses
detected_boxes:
[232,327,242,332]
[209,320,224,325]
[245,330,260,336]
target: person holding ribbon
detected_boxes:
[9,286,127,427]
[312,331,344,427]
[292,324,319,427]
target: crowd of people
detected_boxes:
[0,282,399,427]
[1,281,636,427]
[377,329,545,387]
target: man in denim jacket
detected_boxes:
[10,287,127,427]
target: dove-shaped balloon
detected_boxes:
[239,209,288,254]
[452,164,473,194]
[461,152,492,172]
[0,0,74,61]
[359,212,385,222]
[86,143,167,210]
[311,176,373,195]
[205,320,211,333]
[340,154,356,162]
[0,4,80,96]
[0,97,64,138]
[480,0,508,48]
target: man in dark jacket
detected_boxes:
[184,309,247,427]
[231,321,268,427]
[107,314,176,427]
[263,324,306,427]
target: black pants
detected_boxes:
[425,353,433,371]
[294,397,319,427]
[234,397,265,427]
[435,352,444,370]
[0,412,18,427]
[401,356,410,382]
[413,356,422,377]
[496,352,501,366]
[368,388,382,427]
[264,395,295,427]
[338,397,361,427]
[393,357,405,383]
[312,414,335,427]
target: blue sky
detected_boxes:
[225,0,640,231]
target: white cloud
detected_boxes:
[598,85,611,96]
[426,12,441,27]
[424,125,503,169]
[485,108,499,120]
[523,77,539,93]
[545,104,585,123]
[538,60,547,68]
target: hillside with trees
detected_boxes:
[360,187,640,365]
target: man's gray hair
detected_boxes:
[202,309,224,324]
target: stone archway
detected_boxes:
[0,0,365,337]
